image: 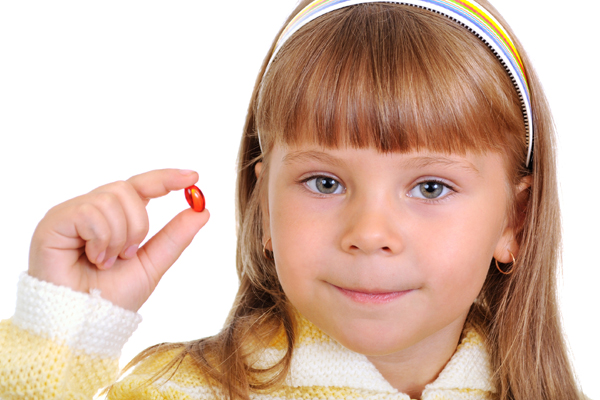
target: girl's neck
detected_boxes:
[365,313,468,399]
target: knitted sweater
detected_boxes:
[0,274,496,399]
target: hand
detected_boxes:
[28,169,210,311]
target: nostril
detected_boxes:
[382,246,391,251]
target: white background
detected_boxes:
[0,1,597,398]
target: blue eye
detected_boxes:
[408,180,452,200]
[305,176,344,195]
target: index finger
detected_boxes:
[127,169,199,202]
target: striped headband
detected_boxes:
[263,0,534,166]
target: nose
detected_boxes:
[340,193,404,256]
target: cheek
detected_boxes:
[268,190,324,290]
[417,203,503,304]
[269,177,342,258]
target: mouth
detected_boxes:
[332,285,413,304]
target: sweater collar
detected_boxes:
[280,316,496,398]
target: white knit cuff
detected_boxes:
[12,273,142,359]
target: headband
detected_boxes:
[262,0,533,167]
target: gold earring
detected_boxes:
[495,251,516,275]
[263,238,274,260]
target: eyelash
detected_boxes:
[407,179,456,203]
[301,174,346,196]
[300,175,456,202]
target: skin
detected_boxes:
[26,152,524,397]
[257,144,523,398]
[28,169,210,312]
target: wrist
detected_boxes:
[13,273,142,359]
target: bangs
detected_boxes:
[257,3,526,159]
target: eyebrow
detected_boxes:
[401,156,481,176]
[281,150,481,176]
[282,150,347,168]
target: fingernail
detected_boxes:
[179,169,195,175]
[96,251,106,265]
[103,256,117,270]
[124,244,138,259]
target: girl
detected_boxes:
[0,0,593,399]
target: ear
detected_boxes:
[493,175,531,262]
[255,161,263,179]
[254,161,272,250]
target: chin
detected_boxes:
[327,318,420,356]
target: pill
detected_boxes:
[185,185,205,212]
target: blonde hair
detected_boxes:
[118,2,582,399]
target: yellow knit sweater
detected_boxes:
[0,274,496,399]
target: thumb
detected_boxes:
[138,208,210,286]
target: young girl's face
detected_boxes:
[261,143,517,356]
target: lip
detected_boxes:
[333,285,413,304]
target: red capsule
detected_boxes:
[185,185,205,212]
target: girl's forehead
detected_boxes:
[270,143,493,176]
